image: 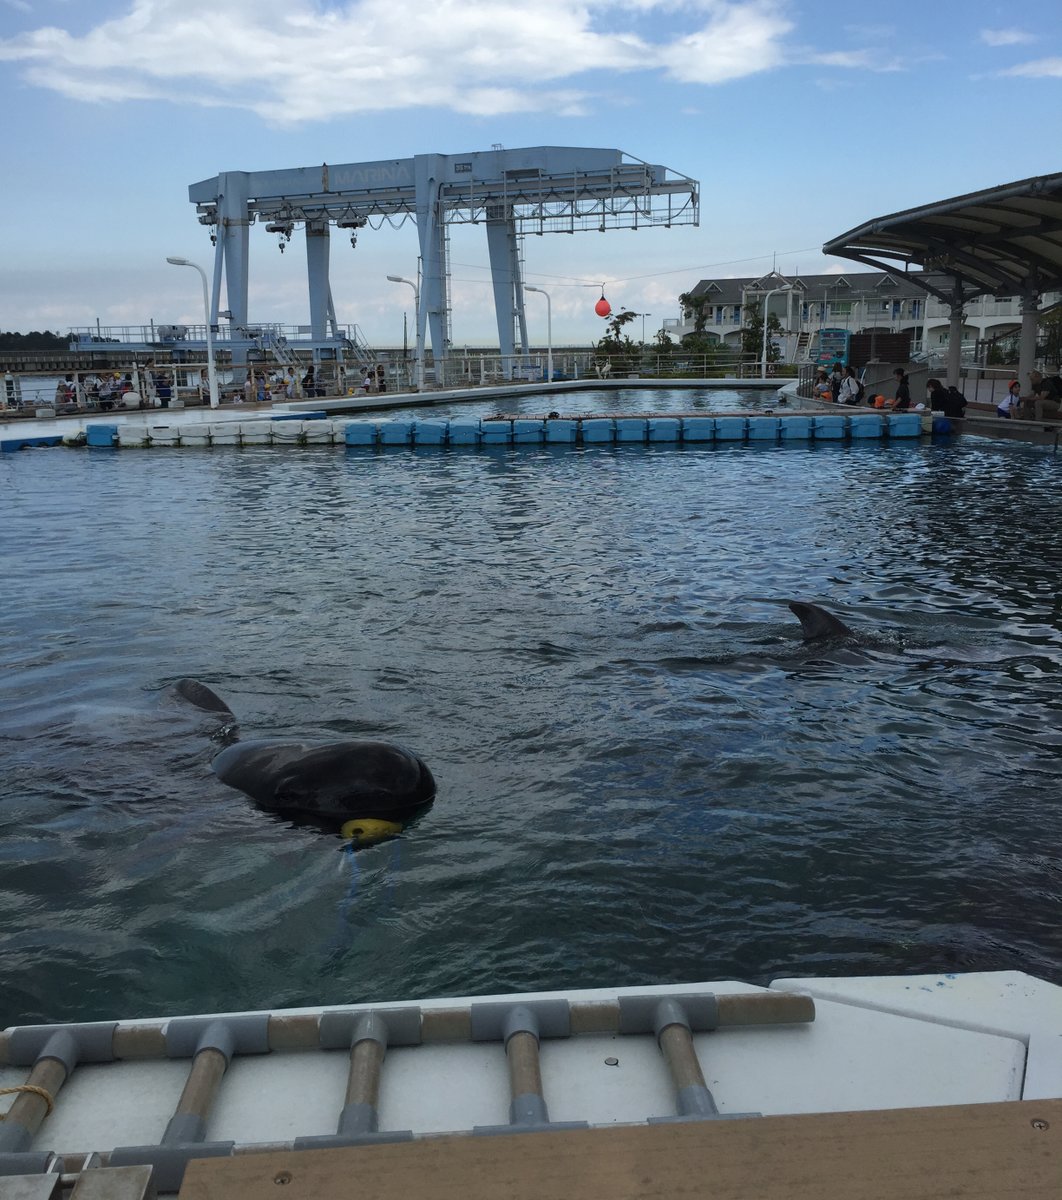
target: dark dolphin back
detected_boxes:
[211,738,436,822]
[787,601,857,641]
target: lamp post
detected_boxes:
[166,257,219,408]
[387,274,423,390]
[635,312,652,345]
[524,285,552,382]
[760,285,793,378]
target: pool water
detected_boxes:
[356,384,774,421]
[1,425,1060,1028]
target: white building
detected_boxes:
[664,270,1058,362]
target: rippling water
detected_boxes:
[2,398,1061,1028]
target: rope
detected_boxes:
[0,1085,55,1116]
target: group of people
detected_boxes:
[60,373,138,411]
[813,363,924,411]
[814,360,1062,422]
[994,371,1062,422]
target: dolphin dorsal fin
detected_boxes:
[787,601,857,641]
[172,678,236,718]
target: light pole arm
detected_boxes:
[167,257,220,408]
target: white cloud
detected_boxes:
[658,0,793,84]
[0,0,799,120]
[1001,56,1062,78]
[804,49,903,72]
[980,28,1034,47]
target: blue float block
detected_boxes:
[581,418,615,443]
[448,420,481,445]
[480,420,512,445]
[647,418,681,442]
[343,421,378,446]
[86,423,119,447]
[747,416,779,441]
[681,417,715,442]
[1,435,64,452]
[812,414,846,439]
[545,419,577,443]
[779,415,812,439]
[413,420,448,445]
[714,416,747,441]
[378,420,414,445]
[513,419,545,444]
[849,414,884,439]
[615,418,648,443]
[888,412,922,437]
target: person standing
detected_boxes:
[837,365,861,405]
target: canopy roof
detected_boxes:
[823,172,1062,303]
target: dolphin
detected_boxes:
[787,601,859,641]
[211,738,436,827]
[170,679,435,846]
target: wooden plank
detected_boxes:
[179,1098,1062,1200]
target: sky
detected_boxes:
[2,0,1061,347]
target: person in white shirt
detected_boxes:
[837,365,861,406]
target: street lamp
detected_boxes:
[166,257,219,408]
[760,285,793,378]
[387,274,423,390]
[635,312,653,344]
[524,285,552,383]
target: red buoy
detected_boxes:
[595,296,612,318]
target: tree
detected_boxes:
[600,309,638,346]
[679,331,723,359]
[678,291,710,334]
[593,309,639,372]
[739,300,783,364]
[1038,307,1062,367]
[0,330,68,352]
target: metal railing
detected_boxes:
[411,353,796,391]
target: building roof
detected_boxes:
[822,171,1062,302]
[686,270,931,307]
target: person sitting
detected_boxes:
[814,370,832,401]
[997,381,1020,418]
[891,368,912,411]
[1032,370,1062,422]
[1018,370,1061,421]
[926,379,947,411]
[942,384,967,419]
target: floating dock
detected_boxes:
[2,411,928,453]
[0,971,1059,1197]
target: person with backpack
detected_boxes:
[926,379,947,411]
[942,385,967,419]
[837,365,862,405]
